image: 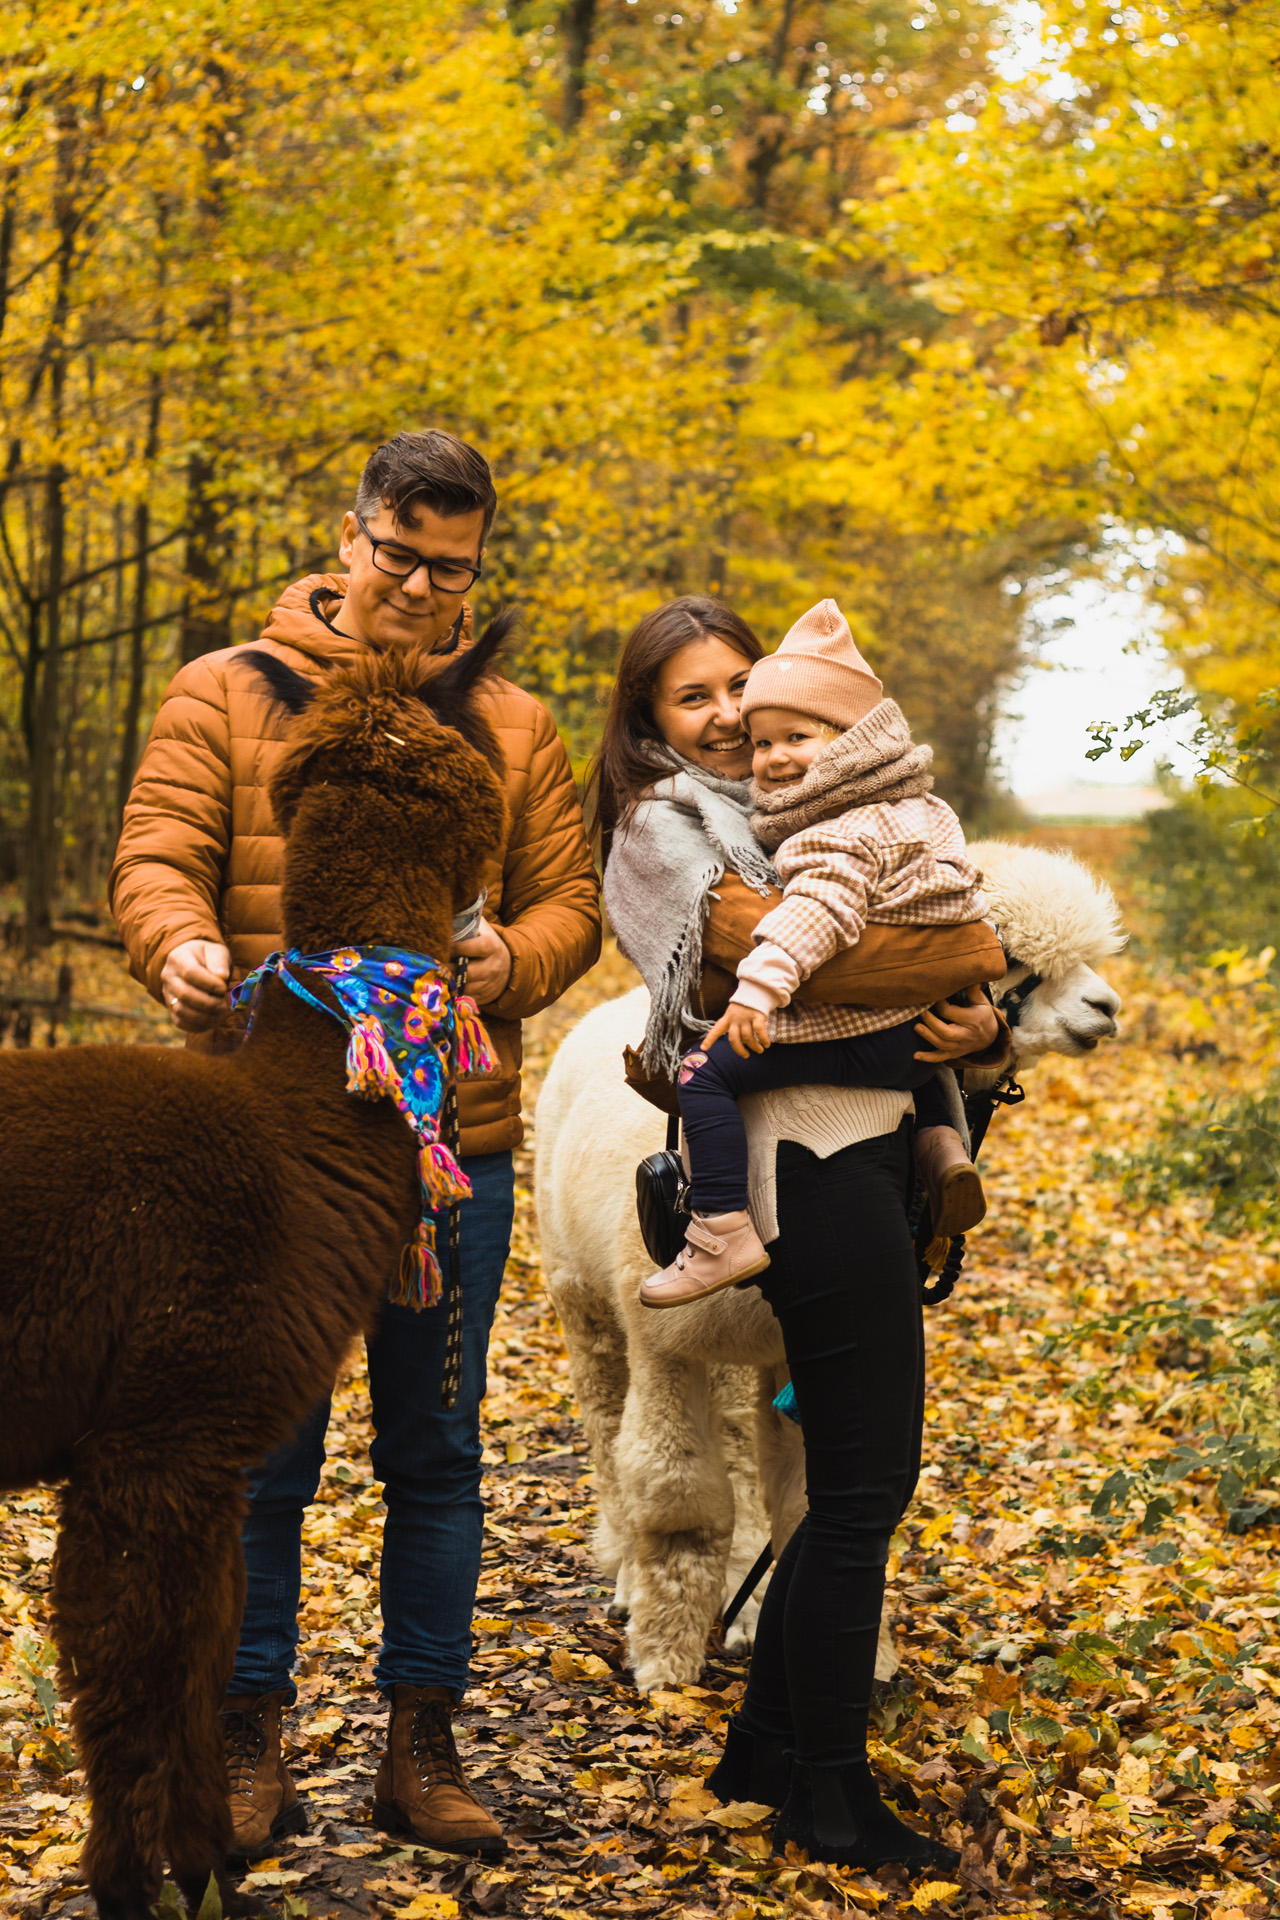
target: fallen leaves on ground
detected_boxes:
[2,860,1280,1917]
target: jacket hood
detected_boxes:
[258,574,362,668]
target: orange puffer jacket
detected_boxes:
[109,575,601,1157]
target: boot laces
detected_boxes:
[221,1705,268,1796]
[408,1696,468,1793]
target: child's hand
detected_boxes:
[704,1001,772,1059]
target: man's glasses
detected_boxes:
[355,513,482,594]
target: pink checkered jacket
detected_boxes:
[731,793,987,1043]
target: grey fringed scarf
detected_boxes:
[603,752,779,1079]
[750,698,933,851]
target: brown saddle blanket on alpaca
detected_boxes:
[624,873,1007,1116]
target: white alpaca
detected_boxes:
[535,842,1125,1692]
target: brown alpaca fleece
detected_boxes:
[0,633,508,1920]
[269,639,505,844]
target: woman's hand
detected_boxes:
[452,916,513,1007]
[703,1001,772,1060]
[913,987,998,1063]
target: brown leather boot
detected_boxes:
[373,1684,505,1857]
[916,1124,987,1245]
[221,1691,308,1864]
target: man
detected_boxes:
[110,431,601,1861]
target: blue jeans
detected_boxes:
[228,1151,516,1704]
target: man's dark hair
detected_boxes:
[355,430,497,541]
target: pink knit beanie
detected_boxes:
[740,598,883,732]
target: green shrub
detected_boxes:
[1109,1074,1280,1236]
[1042,1296,1280,1533]
[1127,783,1280,961]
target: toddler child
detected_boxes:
[641,598,993,1310]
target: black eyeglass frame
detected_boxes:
[354,512,483,594]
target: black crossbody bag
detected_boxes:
[635,1113,691,1267]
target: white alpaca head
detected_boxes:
[969,840,1126,1066]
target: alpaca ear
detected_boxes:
[423,608,518,757]
[243,650,316,716]
[257,649,324,832]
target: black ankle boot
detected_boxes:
[772,1759,959,1873]
[707,1717,792,1809]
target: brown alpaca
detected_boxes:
[0,623,511,1920]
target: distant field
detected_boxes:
[1019,823,1140,867]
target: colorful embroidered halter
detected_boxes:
[231,945,495,1310]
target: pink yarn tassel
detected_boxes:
[390,1220,444,1311]
[346,1015,397,1099]
[418,1140,473,1211]
[454,995,496,1079]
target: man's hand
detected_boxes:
[703,1000,772,1060]
[161,938,231,1033]
[913,986,998,1063]
[452,916,513,1008]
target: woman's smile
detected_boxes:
[651,635,757,778]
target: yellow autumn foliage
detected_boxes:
[860,0,1280,733]
[3,0,1278,916]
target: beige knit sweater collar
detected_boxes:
[749,698,933,851]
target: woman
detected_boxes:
[592,595,1003,1874]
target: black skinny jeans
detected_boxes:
[678,1018,948,1214]
[738,1120,925,1769]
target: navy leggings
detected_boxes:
[677,1014,948,1214]
[739,1121,925,1766]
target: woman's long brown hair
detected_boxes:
[587,595,764,869]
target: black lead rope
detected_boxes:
[965,1068,1028,1160]
[721,1539,776,1634]
[440,956,468,1412]
[920,1231,969,1308]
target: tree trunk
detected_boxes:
[24,461,65,952]
[117,368,164,830]
[116,496,152,825]
[89,504,125,902]
[60,515,88,894]
[560,0,598,132]
[179,444,229,662]
[769,0,797,77]
[24,105,76,954]
[0,81,32,343]
[748,129,786,212]
[116,205,169,823]
[20,551,39,752]
[179,72,232,665]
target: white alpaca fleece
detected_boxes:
[536,840,1127,1695]
[969,838,1126,979]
